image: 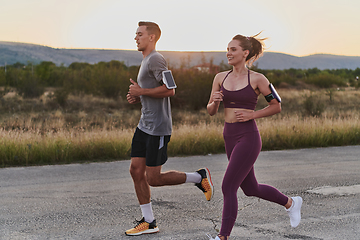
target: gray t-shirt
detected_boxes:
[137,50,172,136]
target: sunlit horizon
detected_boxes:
[1,0,360,57]
[3,40,358,58]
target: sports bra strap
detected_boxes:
[221,70,233,86]
[221,69,250,87]
[221,69,250,86]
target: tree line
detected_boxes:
[1,61,359,110]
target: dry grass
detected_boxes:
[1,88,360,167]
[0,128,134,167]
[258,114,360,150]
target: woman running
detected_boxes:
[206,34,302,240]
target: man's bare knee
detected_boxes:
[129,165,141,179]
[129,158,146,181]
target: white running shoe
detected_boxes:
[206,234,221,240]
[286,196,303,227]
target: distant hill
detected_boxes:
[1,41,360,70]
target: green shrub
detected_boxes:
[172,69,214,110]
[303,94,326,117]
[16,74,45,98]
[305,73,346,88]
[54,88,69,107]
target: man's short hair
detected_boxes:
[138,21,161,42]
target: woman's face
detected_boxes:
[226,40,249,66]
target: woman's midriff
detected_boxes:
[224,108,254,123]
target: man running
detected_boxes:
[125,21,214,236]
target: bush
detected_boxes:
[305,73,346,88]
[303,94,326,117]
[16,74,45,99]
[171,69,214,110]
[54,88,69,107]
[94,68,129,99]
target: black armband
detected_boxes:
[264,93,275,102]
[264,84,281,102]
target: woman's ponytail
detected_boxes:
[232,32,267,67]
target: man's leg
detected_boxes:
[126,157,160,236]
[146,166,214,201]
[146,165,186,187]
[129,157,150,205]
[129,157,154,222]
[144,133,212,199]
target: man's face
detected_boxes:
[134,26,151,52]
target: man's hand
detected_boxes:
[129,78,142,97]
[126,93,140,104]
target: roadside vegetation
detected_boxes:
[1,61,360,167]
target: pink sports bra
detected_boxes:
[220,70,258,110]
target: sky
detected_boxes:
[1,0,360,57]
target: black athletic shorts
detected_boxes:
[130,127,171,167]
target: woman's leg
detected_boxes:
[219,131,261,237]
[240,167,288,206]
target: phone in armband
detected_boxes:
[269,84,281,102]
[265,84,281,103]
[161,70,177,89]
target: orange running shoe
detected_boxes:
[125,217,159,236]
[195,168,214,201]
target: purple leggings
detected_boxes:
[220,121,288,237]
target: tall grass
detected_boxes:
[1,114,360,168]
[1,88,360,167]
[258,114,360,150]
[169,122,225,156]
[0,128,133,167]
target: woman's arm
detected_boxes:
[207,72,225,116]
[235,73,281,122]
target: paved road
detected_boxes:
[0,146,359,240]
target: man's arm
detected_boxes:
[128,78,175,98]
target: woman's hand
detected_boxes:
[212,91,224,103]
[234,110,253,122]
[207,72,226,116]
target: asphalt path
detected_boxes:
[0,146,359,240]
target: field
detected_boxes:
[1,88,360,167]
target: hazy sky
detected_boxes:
[1,0,359,56]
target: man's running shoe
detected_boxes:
[125,217,159,236]
[195,168,214,201]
